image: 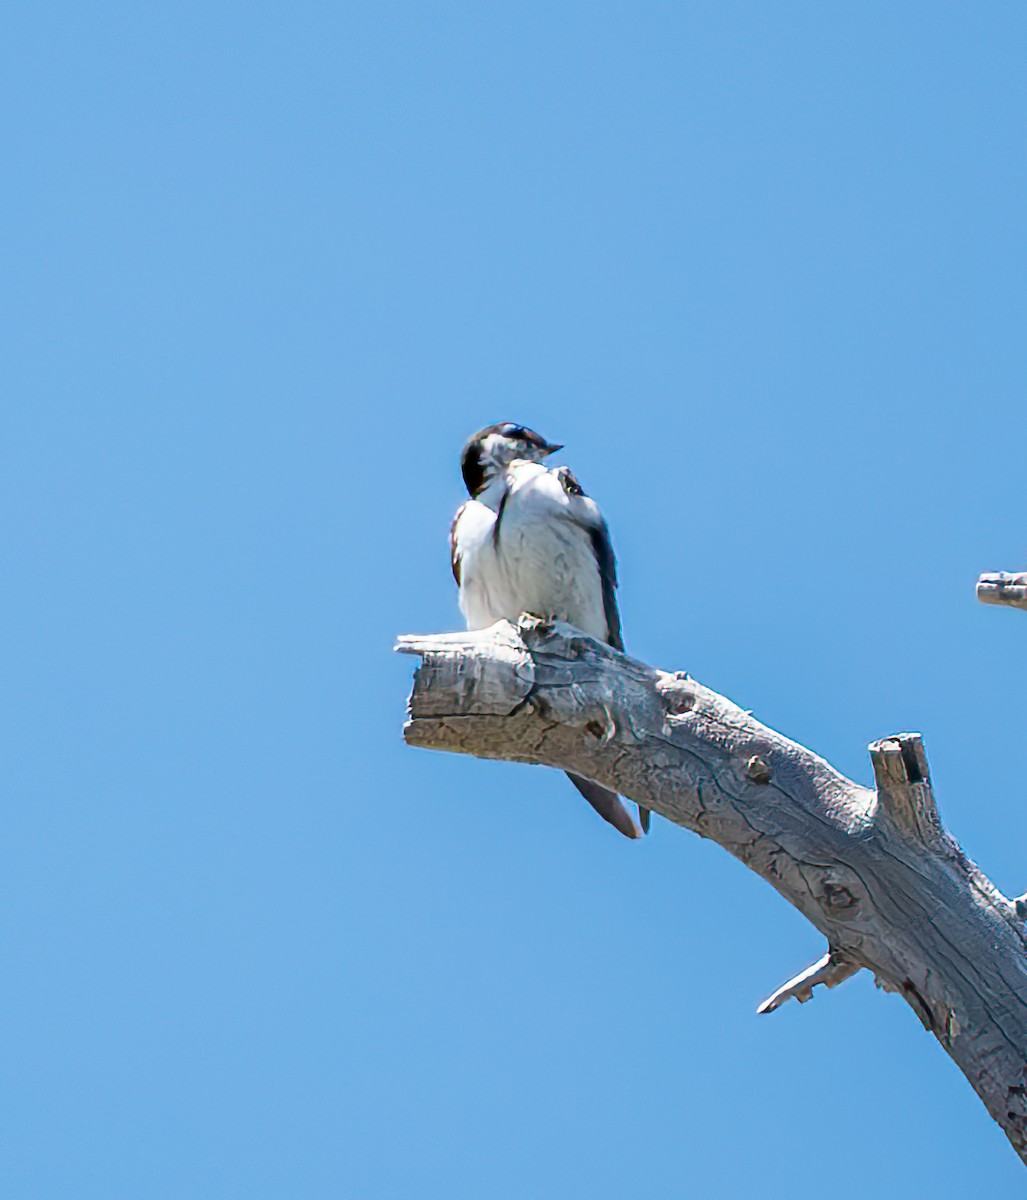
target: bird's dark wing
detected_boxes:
[581,540,649,830]
[554,466,623,651]
[555,466,649,833]
[449,503,466,585]
[565,772,641,839]
[588,519,623,652]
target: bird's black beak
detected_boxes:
[542,442,563,456]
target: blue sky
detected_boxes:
[4,1,1027,1195]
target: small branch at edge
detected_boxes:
[977,572,1027,611]
[757,951,860,1015]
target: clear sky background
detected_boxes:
[4,2,1027,1196]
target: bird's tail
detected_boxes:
[565,772,648,839]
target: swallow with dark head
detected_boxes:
[450,422,649,839]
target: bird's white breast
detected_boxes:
[453,462,608,639]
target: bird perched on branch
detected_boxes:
[449,421,650,839]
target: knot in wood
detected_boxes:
[823,881,859,912]
[658,675,695,717]
[582,705,616,746]
[745,755,772,784]
[816,866,863,919]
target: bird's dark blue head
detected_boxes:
[460,422,563,496]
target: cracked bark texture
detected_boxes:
[978,571,1027,611]
[396,618,1027,1166]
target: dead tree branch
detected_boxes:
[756,950,859,1014]
[977,571,1027,611]
[396,617,1027,1165]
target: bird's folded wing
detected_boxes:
[565,772,641,839]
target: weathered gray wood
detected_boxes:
[978,571,1027,610]
[869,733,947,851]
[756,950,859,1014]
[396,617,1027,1165]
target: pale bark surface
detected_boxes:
[396,617,1027,1164]
[978,571,1027,611]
